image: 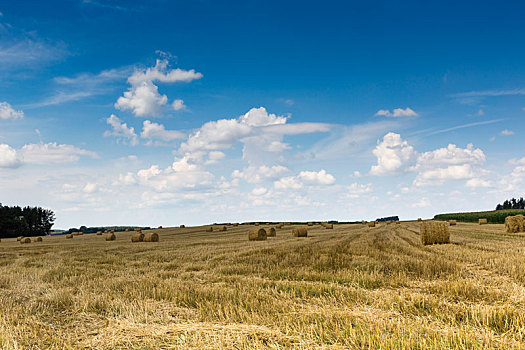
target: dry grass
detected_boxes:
[1,222,525,348]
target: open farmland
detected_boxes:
[1,222,525,349]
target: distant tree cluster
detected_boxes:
[376,216,399,222]
[65,226,151,234]
[496,198,525,210]
[0,203,55,238]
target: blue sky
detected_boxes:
[1,0,524,228]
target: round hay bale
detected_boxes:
[34,237,43,242]
[180,224,185,228]
[66,234,73,239]
[233,223,239,227]
[420,221,450,245]
[220,226,227,231]
[449,220,457,226]
[417,218,422,221]
[254,223,260,226]
[292,228,308,237]
[20,237,31,244]
[479,218,488,225]
[307,222,314,226]
[96,231,102,235]
[248,228,267,241]
[362,221,367,225]
[206,227,213,232]
[268,227,276,237]
[395,221,401,225]
[131,232,144,242]
[105,233,116,241]
[16,236,23,241]
[505,215,525,233]
[125,228,130,232]
[144,232,159,242]
[324,223,333,229]
[368,222,376,228]
[110,230,115,234]
[158,226,163,229]
[134,228,142,232]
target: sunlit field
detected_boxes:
[1,222,525,349]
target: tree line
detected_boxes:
[496,197,525,210]
[0,203,55,238]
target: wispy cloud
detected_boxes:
[24,67,131,108]
[427,119,504,136]
[81,0,129,11]
[0,15,69,69]
[451,89,525,98]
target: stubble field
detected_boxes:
[1,221,525,349]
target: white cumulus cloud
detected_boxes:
[370,132,417,175]
[141,120,185,142]
[104,114,139,146]
[0,144,22,168]
[274,169,336,189]
[172,99,186,111]
[375,107,418,118]
[0,101,24,120]
[298,169,335,185]
[232,165,290,183]
[19,143,98,164]
[115,58,202,117]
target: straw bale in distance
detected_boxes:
[254,222,260,226]
[505,215,525,233]
[418,218,422,221]
[220,226,227,231]
[368,222,375,228]
[16,236,23,241]
[65,234,73,239]
[158,226,163,229]
[180,225,185,228]
[34,237,43,242]
[206,227,213,232]
[292,228,308,237]
[131,232,144,242]
[479,218,488,225]
[20,237,31,244]
[144,232,159,242]
[96,231,102,235]
[248,228,267,241]
[125,228,130,232]
[134,228,142,232]
[307,222,313,226]
[420,221,450,245]
[449,220,457,226]
[267,227,276,237]
[324,223,333,229]
[106,233,116,241]
[233,223,239,227]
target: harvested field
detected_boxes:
[1,222,525,348]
